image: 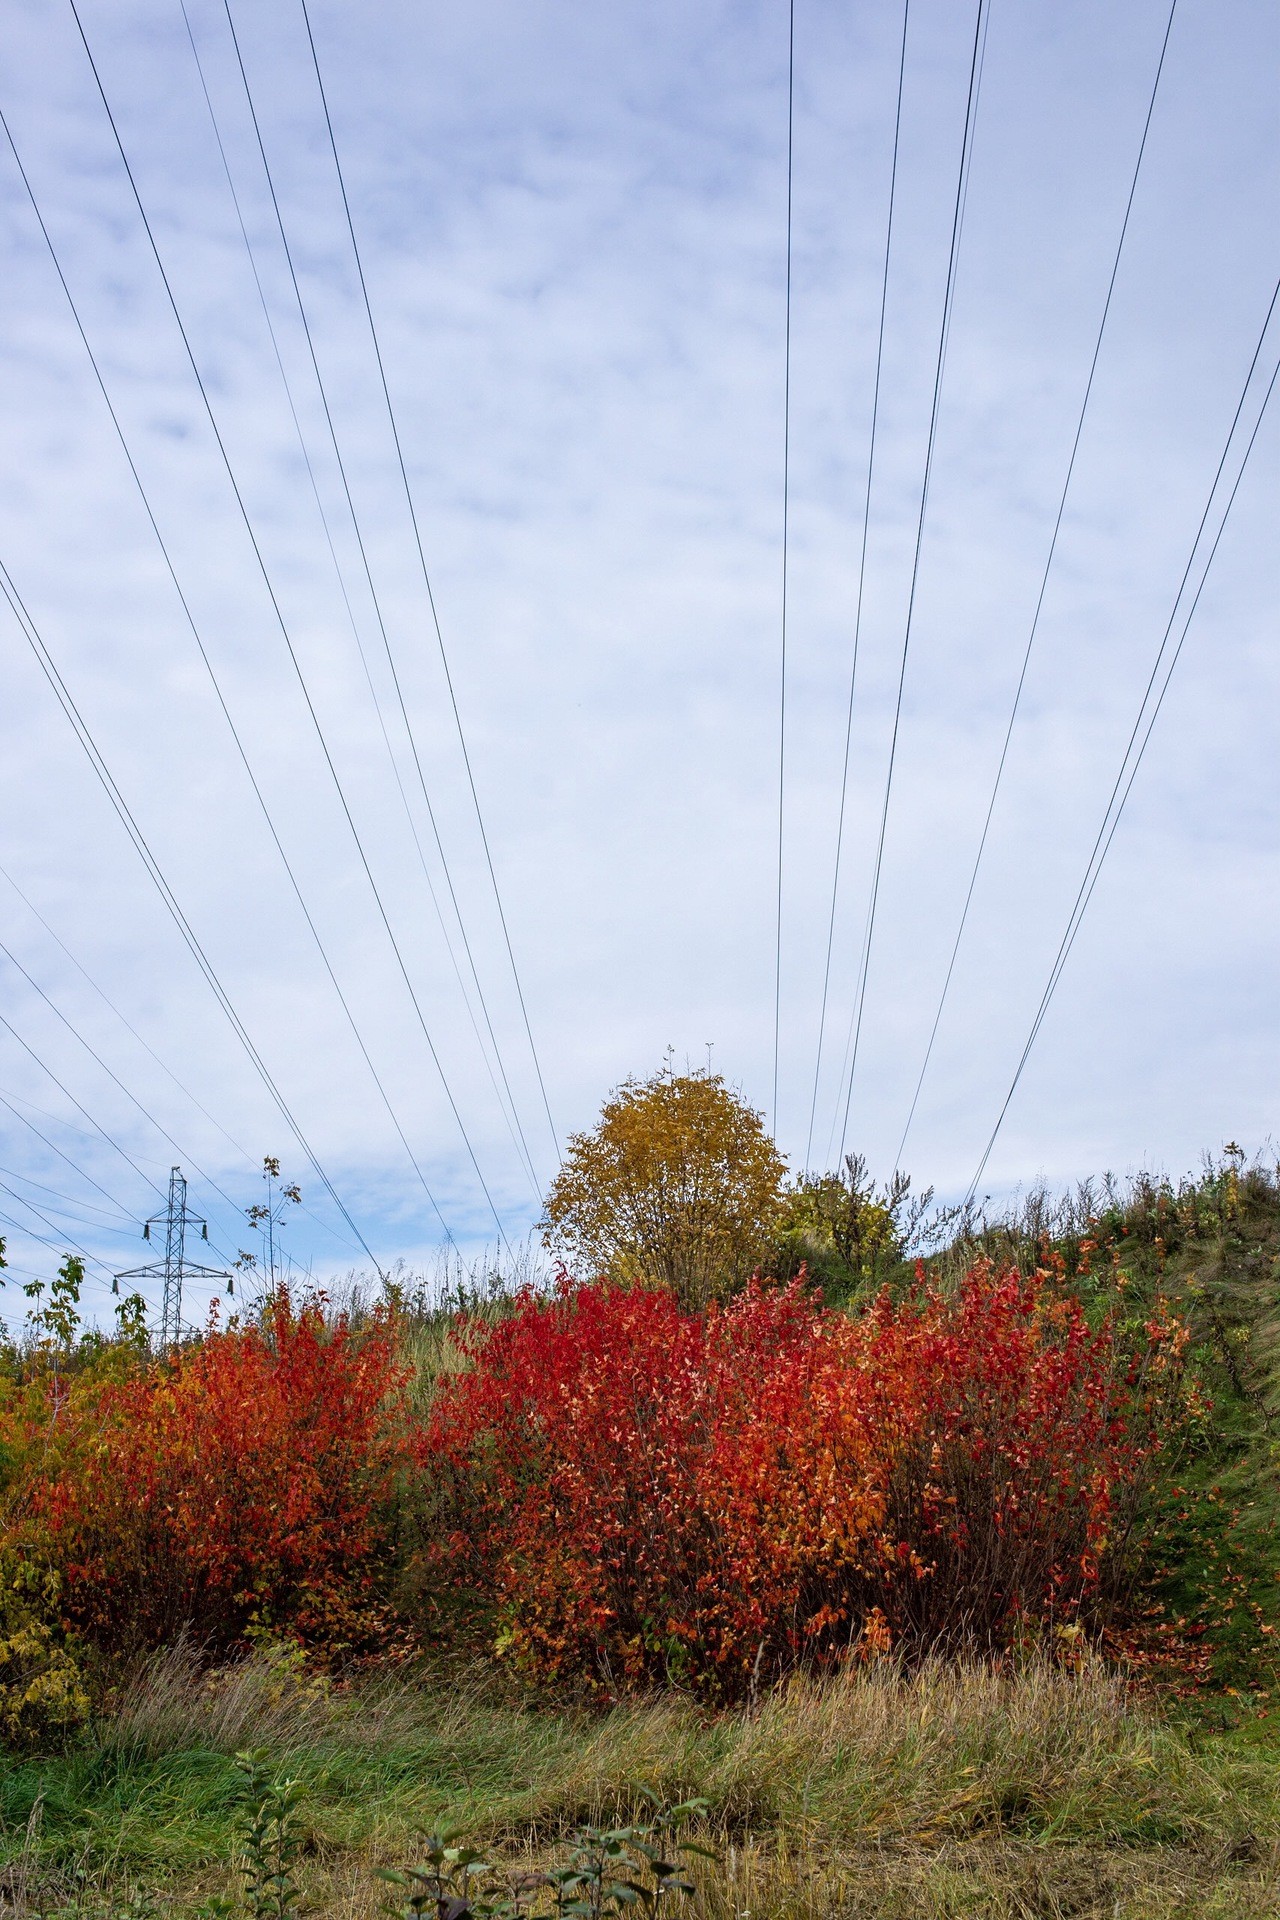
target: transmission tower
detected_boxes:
[115,1165,229,1350]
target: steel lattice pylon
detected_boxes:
[115,1167,229,1350]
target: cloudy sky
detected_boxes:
[1,0,1277,1320]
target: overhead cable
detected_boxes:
[0,1162,135,1226]
[0,1173,135,1240]
[296,0,560,1166]
[0,93,450,1250]
[62,1,513,1246]
[0,862,359,1261]
[966,272,1280,1201]
[20,22,509,1243]
[772,0,796,1134]
[0,1192,119,1280]
[186,0,541,1197]
[894,0,1179,1170]
[1,951,252,1269]
[0,552,382,1273]
[0,933,247,1214]
[831,0,990,1163]
[0,1087,137,1219]
[0,1003,162,1202]
[804,0,910,1168]
[1,858,256,1172]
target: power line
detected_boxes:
[295,0,560,1167]
[772,0,796,1135]
[0,551,382,1272]
[1,1263,78,1287]
[0,867,364,1259]
[61,1,512,1247]
[805,0,910,1169]
[9,38,504,1250]
[0,1174,234,1323]
[0,1002,162,1202]
[831,0,990,1163]
[894,0,1179,1171]
[0,1163,135,1227]
[0,932,248,1214]
[185,0,541,1199]
[0,1176,136,1240]
[0,1209,110,1288]
[966,273,1280,1202]
[0,95,449,1253]
[0,1159,244,1284]
[0,858,257,1174]
[0,1083,134,1156]
[0,937,284,1277]
[0,116,448,1260]
[0,1087,137,1219]
[0,1011,240,1272]
[213,0,541,1197]
[0,1192,117,1280]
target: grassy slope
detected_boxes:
[947,1158,1280,1690]
[4,1649,1280,1916]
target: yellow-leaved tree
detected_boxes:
[541,1067,786,1309]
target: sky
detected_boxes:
[0,0,1277,1324]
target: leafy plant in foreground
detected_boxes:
[537,1800,711,1920]
[235,1749,305,1920]
[23,1254,86,1358]
[380,1797,711,1920]
[379,1831,493,1919]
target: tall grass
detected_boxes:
[4,1647,1278,1914]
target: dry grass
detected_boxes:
[705,1658,1223,1842]
[104,1633,436,1757]
[149,1836,1280,1920]
[6,1651,1280,1915]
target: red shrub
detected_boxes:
[424,1265,1181,1696]
[13,1294,406,1653]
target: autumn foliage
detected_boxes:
[541,1069,787,1307]
[7,1293,405,1655]
[425,1265,1184,1697]
[0,1251,1189,1698]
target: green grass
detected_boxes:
[4,1647,1280,1916]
